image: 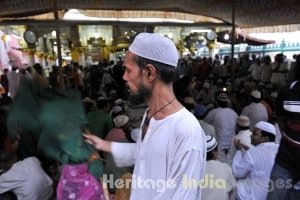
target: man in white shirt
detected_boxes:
[202,135,236,200]
[204,92,238,162]
[84,33,206,200]
[241,90,268,129]
[0,150,53,200]
[232,121,279,200]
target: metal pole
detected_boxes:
[53,0,64,88]
[231,0,236,79]
[53,0,62,68]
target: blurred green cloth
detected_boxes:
[7,79,103,178]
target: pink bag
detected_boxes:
[57,163,105,200]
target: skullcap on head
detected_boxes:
[270,92,278,98]
[83,97,93,103]
[254,121,276,135]
[129,33,178,67]
[206,135,218,152]
[217,92,228,102]
[114,98,124,106]
[237,115,250,127]
[113,115,129,128]
[251,90,261,99]
[203,82,210,88]
[111,106,122,114]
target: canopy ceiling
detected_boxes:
[1,0,300,29]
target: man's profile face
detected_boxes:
[123,51,151,104]
[251,128,265,145]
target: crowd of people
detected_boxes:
[0,33,299,200]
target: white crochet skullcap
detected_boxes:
[111,106,122,114]
[129,33,178,67]
[251,90,261,99]
[254,121,276,135]
[113,115,129,128]
[114,98,124,106]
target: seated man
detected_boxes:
[0,150,53,200]
[232,121,278,200]
[202,135,236,200]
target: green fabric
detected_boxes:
[7,78,41,141]
[7,80,104,178]
[88,159,104,179]
[86,109,113,139]
[38,89,91,164]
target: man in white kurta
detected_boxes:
[241,90,268,130]
[232,121,278,200]
[84,33,206,200]
[204,93,238,162]
[227,116,253,164]
[112,108,206,199]
[202,135,236,200]
[0,156,53,200]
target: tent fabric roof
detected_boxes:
[0,0,300,28]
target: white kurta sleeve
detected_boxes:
[232,150,253,178]
[0,166,23,194]
[154,149,204,200]
[111,142,137,167]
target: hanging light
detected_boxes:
[224,33,230,40]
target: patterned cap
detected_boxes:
[217,92,228,102]
[129,33,178,67]
[206,135,218,152]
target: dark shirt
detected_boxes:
[275,80,300,179]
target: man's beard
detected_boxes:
[128,83,151,106]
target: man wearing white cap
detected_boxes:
[202,136,236,200]
[227,116,253,164]
[241,90,268,129]
[204,92,238,162]
[232,121,279,200]
[84,33,206,199]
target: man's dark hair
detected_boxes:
[239,125,250,130]
[206,145,218,161]
[133,55,177,84]
[217,99,228,108]
[261,130,275,142]
[251,96,261,103]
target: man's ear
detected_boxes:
[144,64,156,80]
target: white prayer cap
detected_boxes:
[113,115,129,128]
[131,128,140,142]
[206,135,218,152]
[112,106,122,114]
[237,115,250,127]
[129,33,178,67]
[254,121,276,135]
[270,92,278,98]
[114,98,124,106]
[251,90,261,99]
[83,97,93,103]
[203,82,210,89]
